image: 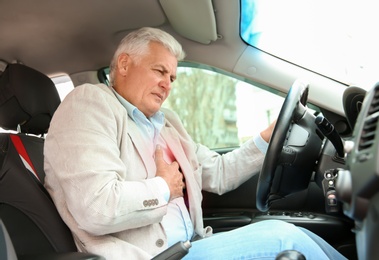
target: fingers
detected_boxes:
[155,145,184,200]
[154,145,164,164]
[155,145,180,169]
[260,119,277,143]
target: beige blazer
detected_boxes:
[44,83,265,259]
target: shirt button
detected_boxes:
[156,239,164,247]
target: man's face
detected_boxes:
[115,42,178,117]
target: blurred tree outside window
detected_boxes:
[163,66,282,149]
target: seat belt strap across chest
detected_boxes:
[9,134,40,182]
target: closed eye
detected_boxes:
[153,67,176,83]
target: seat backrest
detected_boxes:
[0,64,78,257]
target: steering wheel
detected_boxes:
[256,79,323,212]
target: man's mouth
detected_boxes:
[153,93,164,101]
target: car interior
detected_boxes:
[0,0,378,259]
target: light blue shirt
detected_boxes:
[253,134,269,154]
[112,88,194,247]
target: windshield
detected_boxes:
[240,0,378,90]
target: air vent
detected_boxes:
[358,87,379,151]
[368,89,379,114]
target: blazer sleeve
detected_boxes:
[162,108,265,195]
[196,139,265,194]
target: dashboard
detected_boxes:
[337,82,379,260]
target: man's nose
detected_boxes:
[159,77,172,90]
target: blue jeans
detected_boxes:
[184,220,347,260]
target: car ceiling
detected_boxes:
[0,0,348,116]
[0,0,246,78]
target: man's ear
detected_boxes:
[117,53,130,76]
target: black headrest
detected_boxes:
[0,64,61,135]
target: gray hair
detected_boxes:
[109,27,186,85]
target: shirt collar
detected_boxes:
[111,87,165,129]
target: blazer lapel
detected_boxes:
[126,117,156,178]
[160,121,201,223]
[160,123,192,183]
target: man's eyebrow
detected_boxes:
[153,64,176,80]
[155,64,167,71]
[153,64,168,71]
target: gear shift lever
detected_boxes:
[276,250,306,260]
[152,240,191,260]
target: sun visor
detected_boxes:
[159,0,218,44]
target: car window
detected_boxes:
[101,64,317,150]
[240,0,378,90]
[163,64,282,149]
[51,75,74,101]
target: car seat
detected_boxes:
[0,63,104,259]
